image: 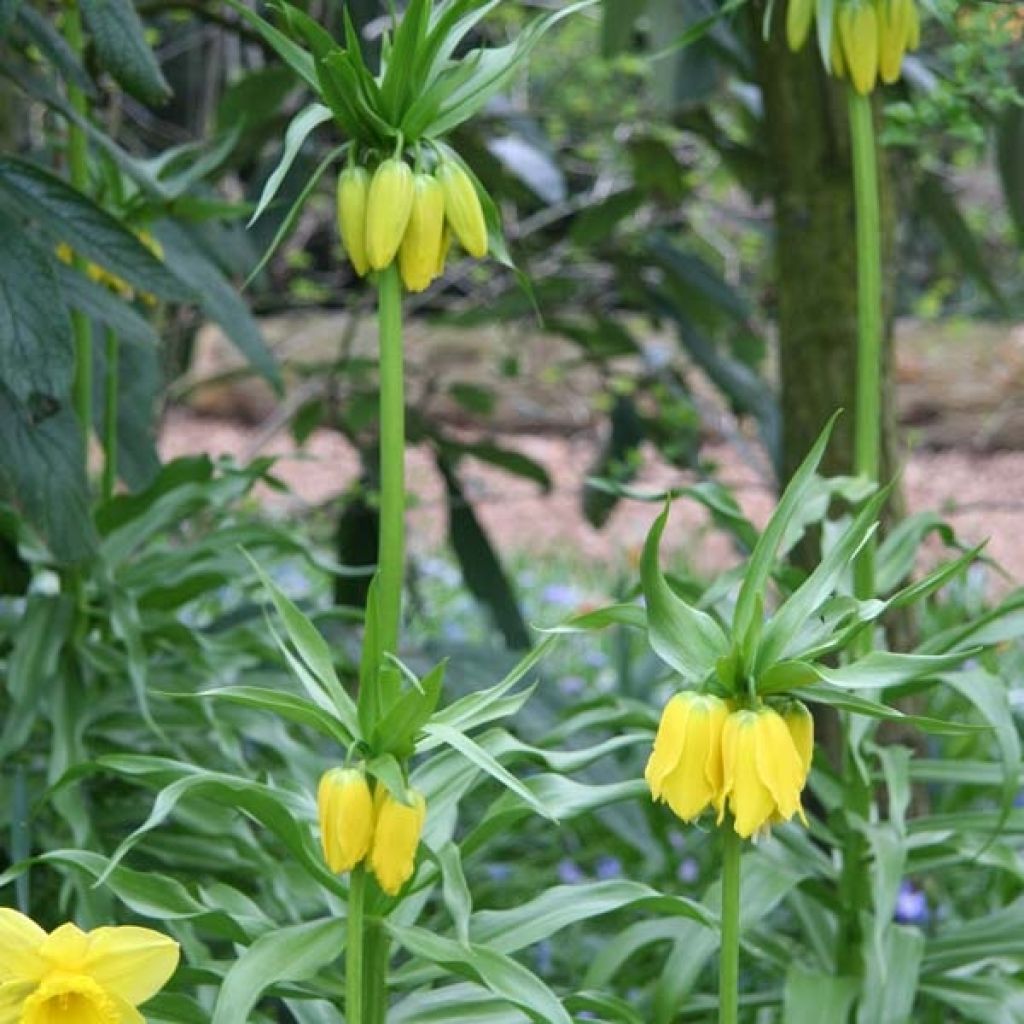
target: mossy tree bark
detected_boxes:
[754,4,902,491]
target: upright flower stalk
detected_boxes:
[63,1,93,454]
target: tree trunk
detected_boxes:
[755,5,902,488]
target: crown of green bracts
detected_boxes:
[786,0,921,94]
[233,0,590,290]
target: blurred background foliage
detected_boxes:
[1,0,1024,1020]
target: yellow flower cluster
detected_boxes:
[56,231,165,305]
[645,692,814,839]
[337,157,487,292]
[0,909,179,1023]
[317,767,427,895]
[787,0,920,93]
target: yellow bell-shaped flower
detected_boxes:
[878,0,910,84]
[717,707,808,839]
[317,767,375,874]
[365,158,415,271]
[436,162,488,259]
[399,173,446,293]
[645,691,729,822]
[783,700,814,781]
[337,166,371,276]
[838,1,880,95]
[369,785,426,895]
[0,910,179,1024]
[786,0,815,52]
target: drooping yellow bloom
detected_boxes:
[337,166,371,277]
[0,910,179,1023]
[398,173,446,293]
[839,2,880,95]
[786,0,815,52]
[365,158,415,271]
[904,0,920,50]
[645,691,729,822]
[783,700,814,780]
[436,162,488,259]
[717,707,808,839]
[878,0,911,83]
[317,767,375,874]
[369,786,426,895]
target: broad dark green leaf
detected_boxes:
[0,208,72,406]
[80,0,171,105]
[0,159,190,301]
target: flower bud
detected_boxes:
[645,691,729,822]
[717,707,808,839]
[878,0,910,84]
[337,166,371,277]
[839,2,879,95]
[399,173,445,293]
[365,158,415,271]
[786,0,815,52]
[782,700,814,780]
[436,162,488,259]
[370,786,426,895]
[317,767,374,873]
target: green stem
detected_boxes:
[837,85,883,981]
[346,867,366,1024]
[848,88,883,607]
[64,1,93,452]
[102,326,119,500]
[719,824,741,1024]
[376,264,405,658]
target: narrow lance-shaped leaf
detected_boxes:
[640,502,728,683]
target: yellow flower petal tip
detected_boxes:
[318,767,375,874]
[399,173,446,293]
[365,158,415,271]
[838,2,879,94]
[370,786,427,896]
[337,166,371,277]
[0,909,179,1023]
[436,162,488,259]
[645,691,728,822]
[719,707,809,839]
[786,0,815,51]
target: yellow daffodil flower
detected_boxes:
[0,909,179,1024]
[645,691,729,822]
[369,786,426,896]
[717,707,808,839]
[317,767,375,874]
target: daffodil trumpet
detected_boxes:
[0,909,179,1024]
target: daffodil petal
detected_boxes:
[0,909,46,983]
[82,927,180,1006]
[40,922,90,970]
[111,993,145,1023]
[0,980,37,1023]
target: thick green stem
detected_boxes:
[64,1,93,452]
[837,86,883,981]
[102,326,119,500]
[848,89,883,606]
[376,264,405,658]
[719,825,741,1024]
[346,867,366,1024]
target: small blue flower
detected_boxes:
[894,881,929,925]
[595,855,622,880]
[485,864,512,882]
[1014,789,1024,810]
[677,857,700,884]
[557,858,585,885]
[542,583,579,607]
[559,675,586,698]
